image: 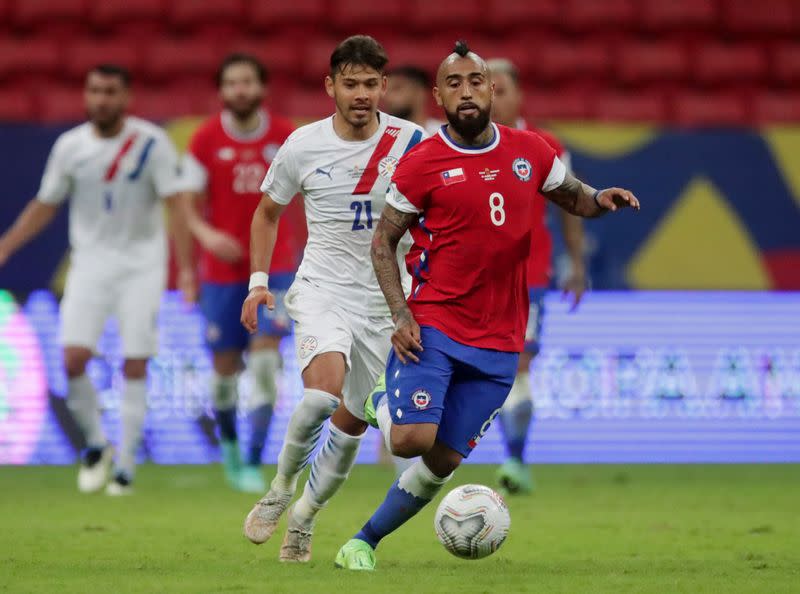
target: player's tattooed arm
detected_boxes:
[371,205,418,318]
[372,204,424,363]
[544,172,640,218]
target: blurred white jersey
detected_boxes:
[37,116,182,271]
[261,112,425,316]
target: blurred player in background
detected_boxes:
[383,66,442,136]
[0,65,193,495]
[180,54,299,493]
[240,35,424,562]
[335,41,638,570]
[487,57,587,495]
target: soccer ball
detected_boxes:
[434,484,510,560]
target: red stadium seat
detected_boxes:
[773,43,800,84]
[384,38,455,74]
[143,39,221,81]
[38,86,85,123]
[248,0,326,30]
[10,0,86,29]
[592,91,668,122]
[753,91,800,123]
[0,89,35,121]
[562,0,636,30]
[282,88,333,121]
[89,0,165,28]
[131,87,204,121]
[302,38,341,83]
[408,0,483,32]
[524,90,590,120]
[329,0,403,30]
[616,41,688,84]
[532,40,611,81]
[223,37,303,78]
[721,0,798,35]
[693,43,766,85]
[639,0,717,31]
[673,91,748,126]
[0,39,60,80]
[485,0,561,31]
[64,41,141,81]
[168,0,244,31]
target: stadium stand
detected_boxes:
[0,0,798,124]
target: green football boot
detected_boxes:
[496,457,534,495]
[334,539,377,571]
[220,440,242,490]
[364,373,387,429]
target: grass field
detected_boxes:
[1,464,798,593]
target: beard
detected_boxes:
[443,103,491,142]
[88,108,124,133]
[224,95,262,121]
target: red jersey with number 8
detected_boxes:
[386,124,565,352]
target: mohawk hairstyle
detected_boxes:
[454,40,470,57]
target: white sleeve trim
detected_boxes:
[180,152,208,193]
[559,150,572,174]
[541,156,566,193]
[386,183,422,214]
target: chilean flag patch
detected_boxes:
[441,167,466,185]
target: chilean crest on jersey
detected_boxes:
[512,158,532,182]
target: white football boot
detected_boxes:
[243,487,293,544]
[77,445,114,493]
[279,504,314,563]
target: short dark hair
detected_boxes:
[89,64,131,87]
[216,53,269,88]
[388,65,430,88]
[330,35,388,78]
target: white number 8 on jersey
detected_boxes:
[489,192,506,226]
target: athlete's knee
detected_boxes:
[422,443,463,477]
[213,350,242,376]
[63,347,92,379]
[331,405,368,437]
[517,351,534,374]
[302,352,346,397]
[123,358,148,380]
[390,425,436,458]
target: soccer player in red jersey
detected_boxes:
[488,57,587,495]
[180,54,301,492]
[335,41,639,570]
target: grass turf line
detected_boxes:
[1,464,798,593]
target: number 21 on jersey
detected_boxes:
[351,200,373,230]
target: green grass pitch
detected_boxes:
[1,464,798,593]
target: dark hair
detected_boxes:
[330,35,388,77]
[89,64,131,87]
[454,40,470,58]
[388,65,430,88]
[216,53,269,88]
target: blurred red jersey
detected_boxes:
[518,120,569,288]
[386,124,565,352]
[184,110,301,282]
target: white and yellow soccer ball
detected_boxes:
[434,484,510,560]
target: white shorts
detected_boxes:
[60,263,166,358]
[284,278,393,420]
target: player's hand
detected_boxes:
[241,287,275,334]
[596,188,640,212]
[562,265,586,312]
[392,307,423,364]
[177,267,198,304]
[201,228,243,263]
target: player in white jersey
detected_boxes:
[239,36,425,562]
[0,65,193,495]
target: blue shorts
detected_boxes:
[524,288,547,355]
[386,326,519,458]
[200,273,294,352]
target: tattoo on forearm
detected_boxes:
[544,173,604,218]
[371,206,418,317]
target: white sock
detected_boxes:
[505,371,531,409]
[398,459,453,498]
[211,372,239,410]
[271,388,339,494]
[393,455,416,475]
[376,397,393,452]
[248,349,280,407]
[293,423,363,526]
[66,374,106,448]
[118,379,147,478]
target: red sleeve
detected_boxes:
[389,144,431,212]
[534,128,566,159]
[187,120,213,168]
